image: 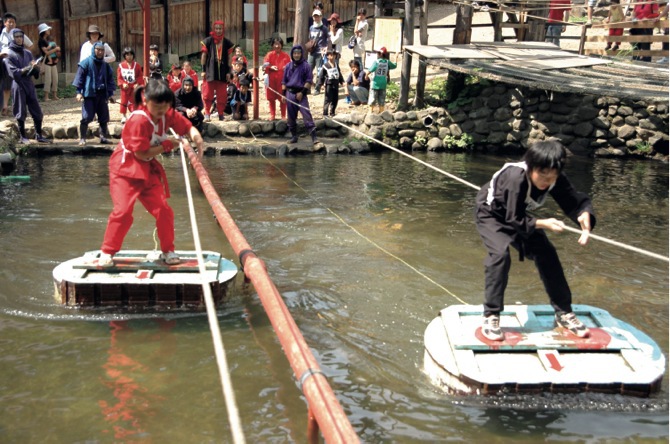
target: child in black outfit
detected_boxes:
[318,49,344,117]
[231,77,251,120]
[475,141,595,342]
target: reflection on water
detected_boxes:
[0,153,667,442]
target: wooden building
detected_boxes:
[5,0,358,73]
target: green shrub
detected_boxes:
[443,132,474,150]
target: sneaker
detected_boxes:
[163,251,180,265]
[657,57,669,64]
[35,135,51,144]
[611,44,619,51]
[555,312,590,338]
[204,114,211,122]
[288,135,299,144]
[98,252,114,268]
[121,116,126,124]
[99,137,112,145]
[585,20,592,26]
[78,139,86,146]
[481,315,504,341]
[18,137,31,144]
[311,133,319,144]
[481,4,490,11]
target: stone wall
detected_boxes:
[336,84,669,160]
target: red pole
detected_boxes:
[181,144,359,444]
[140,0,150,78]
[253,0,260,120]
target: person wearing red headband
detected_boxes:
[200,20,235,121]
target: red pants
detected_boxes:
[201,80,228,117]
[101,173,174,255]
[119,88,135,115]
[608,28,623,45]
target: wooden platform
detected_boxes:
[53,250,238,307]
[424,304,665,396]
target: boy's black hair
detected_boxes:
[270,36,284,47]
[134,79,175,107]
[239,77,250,87]
[314,2,325,9]
[349,59,361,69]
[357,8,367,15]
[523,141,567,172]
[3,13,17,22]
[122,47,135,58]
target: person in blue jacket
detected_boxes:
[3,28,49,143]
[73,41,116,146]
[475,141,596,341]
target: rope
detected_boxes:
[259,152,468,304]
[264,81,669,263]
[171,129,247,444]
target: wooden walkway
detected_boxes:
[406,42,669,102]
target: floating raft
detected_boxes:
[53,250,238,307]
[424,304,665,397]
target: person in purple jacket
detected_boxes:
[3,28,49,144]
[282,45,318,145]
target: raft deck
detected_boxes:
[424,304,665,396]
[53,250,238,307]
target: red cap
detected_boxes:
[378,47,388,54]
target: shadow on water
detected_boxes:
[0,154,667,442]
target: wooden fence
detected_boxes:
[2,0,359,74]
[579,20,669,59]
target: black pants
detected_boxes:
[323,83,339,117]
[631,28,653,62]
[482,230,573,317]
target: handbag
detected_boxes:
[347,35,356,50]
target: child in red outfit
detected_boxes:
[117,47,145,124]
[166,64,183,92]
[180,60,199,88]
[98,80,205,267]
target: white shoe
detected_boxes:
[657,57,669,64]
[481,315,504,341]
[163,251,180,265]
[98,252,114,268]
[121,116,126,124]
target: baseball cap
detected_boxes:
[312,9,322,16]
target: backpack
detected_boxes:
[347,35,356,50]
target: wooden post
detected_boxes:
[453,2,473,45]
[491,11,503,42]
[578,24,587,55]
[413,0,429,108]
[398,0,415,110]
[447,2,473,103]
[293,0,310,45]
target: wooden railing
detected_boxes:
[579,19,669,58]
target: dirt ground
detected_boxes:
[23,5,637,133]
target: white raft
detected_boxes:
[424,304,665,397]
[53,250,238,307]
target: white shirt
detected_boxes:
[354,19,368,57]
[79,41,116,64]
[330,28,344,55]
[0,29,33,51]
